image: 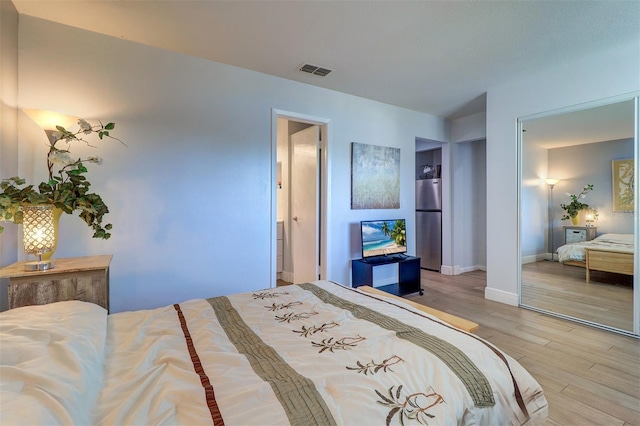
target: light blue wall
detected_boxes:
[0,0,19,311]
[549,138,634,242]
[520,140,548,259]
[523,137,635,259]
[451,139,487,271]
[486,38,639,304]
[15,16,450,312]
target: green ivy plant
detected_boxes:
[560,184,594,220]
[0,118,124,239]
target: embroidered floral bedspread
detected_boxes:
[97,280,547,425]
[0,280,548,425]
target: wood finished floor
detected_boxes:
[522,260,633,331]
[406,270,639,426]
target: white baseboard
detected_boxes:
[440,264,486,275]
[440,265,454,275]
[282,271,293,283]
[522,253,549,264]
[484,287,519,306]
[455,265,485,274]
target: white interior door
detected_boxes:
[291,125,319,283]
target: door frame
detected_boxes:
[271,109,330,288]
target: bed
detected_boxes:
[556,233,634,282]
[0,280,548,425]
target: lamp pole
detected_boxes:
[545,178,560,261]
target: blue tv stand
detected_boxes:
[351,255,423,296]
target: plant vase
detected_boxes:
[570,215,579,226]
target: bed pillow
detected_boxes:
[0,301,107,425]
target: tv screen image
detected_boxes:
[360,219,407,258]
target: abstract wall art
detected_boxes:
[351,142,400,209]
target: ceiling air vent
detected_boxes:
[298,63,333,77]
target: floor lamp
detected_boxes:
[545,178,560,261]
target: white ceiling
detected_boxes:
[523,99,636,149]
[10,0,640,119]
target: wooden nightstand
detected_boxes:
[563,226,597,244]
[0,255,112,311]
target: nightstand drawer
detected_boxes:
[564,226,596,244]
[566,229,586,243]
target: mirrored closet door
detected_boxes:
[518,94,639,336]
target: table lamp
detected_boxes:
[585,209,598,227]
[22,205,56,271]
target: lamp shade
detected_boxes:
[23,109,78,131]
[22,205,56,255]
[545,178,560,187]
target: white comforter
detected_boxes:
[557,233,634,262]
[0,280,548,425]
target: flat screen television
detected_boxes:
[360,219,407,258]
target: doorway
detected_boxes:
[272,110,329,288]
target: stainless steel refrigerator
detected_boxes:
[416,178,442,271]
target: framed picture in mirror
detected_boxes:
[612,159,634,211]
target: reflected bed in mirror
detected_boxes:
[519,94,638,335]
[556,233,634,282]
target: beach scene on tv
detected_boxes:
[361,219,407,257]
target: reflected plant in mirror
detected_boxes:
[560,184,593,221]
